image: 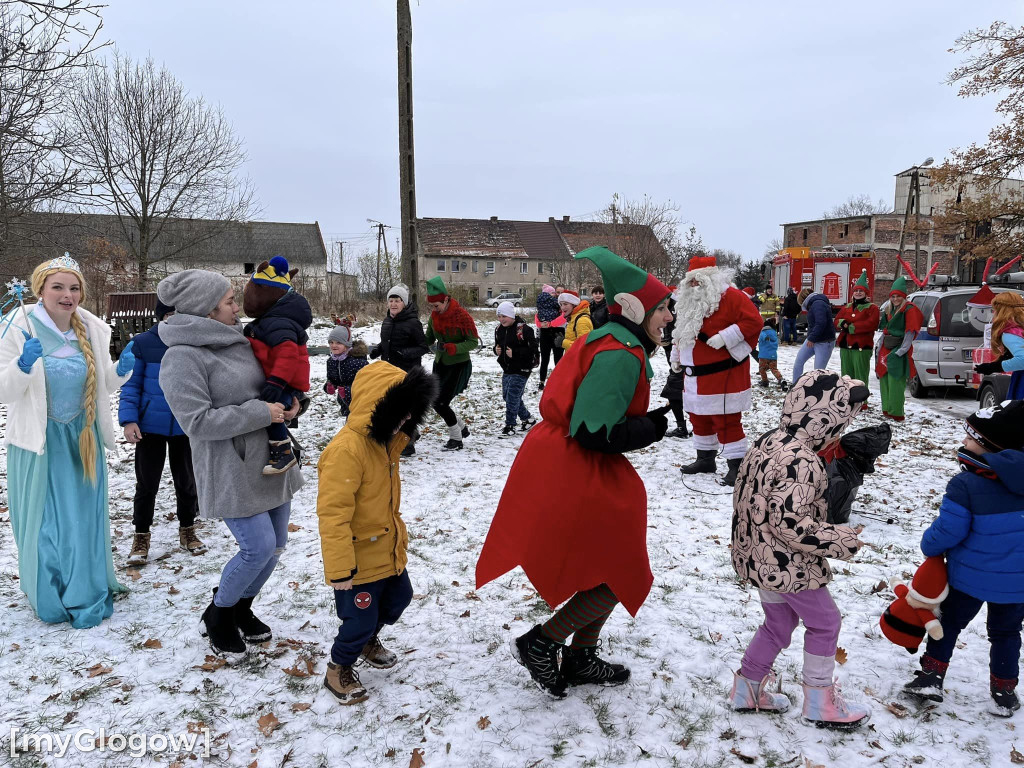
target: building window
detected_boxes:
[802,228,808,242]
[486,288,493,299]
[538,262,544,274]
[436,259,446,272]
[472,261,478,273]
[485,261,495,274]
[451,259,460,272]
[520,261,528,274]
[243,262,255,275]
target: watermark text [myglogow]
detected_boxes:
[9,727,211,759]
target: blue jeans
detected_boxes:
[792,340,836,384]
[215,502,291,606]
[782,318,797,343]
[501,373,532,427]
[924,587,1024,680]
[331,571,413,665]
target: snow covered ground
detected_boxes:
[0,320,1014,768]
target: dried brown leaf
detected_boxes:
[730,747,756,764]
[143,638,162,649]
[871,579,888,594]
[886,701,910,718]
[1012,745,1024,765]
[86,663,112,678]
[835,647,848,665]
[459,610,470,618]
[385,748,396,758]
[409,748,426,768]
[290,703,311,713]
[477,715,490,730]
[257,712,280,737]
[287,523,301,532]
[126,568,141,581]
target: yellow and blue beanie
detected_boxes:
[253,255,292,290]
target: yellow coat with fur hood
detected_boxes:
[316,362,437,586]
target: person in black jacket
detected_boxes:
[781,287,801,345]
[370,285,429,372]
[493,301,539,437]
[590,285,609,329]
[370,284,429,455]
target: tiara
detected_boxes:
[46,252,80,272]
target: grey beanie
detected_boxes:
[387,284,409,305]
[328,325,353,345]
[156,269,232,317]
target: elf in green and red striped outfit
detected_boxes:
[424,276,479,450]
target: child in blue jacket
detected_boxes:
[902,400,1024,717]
[118,299,204,565]
[757,318,786,389]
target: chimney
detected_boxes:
[490,216,498,223]
[562,215,570,223]
[548,217,555,223]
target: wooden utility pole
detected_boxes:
[398,0,418,305]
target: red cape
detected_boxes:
[475,332,654,616]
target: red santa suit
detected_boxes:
[673,257,763,459]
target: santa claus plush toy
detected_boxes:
[672,255,764,485]
[879,556,948,653]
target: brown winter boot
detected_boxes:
[179,525,207,555]
[127,532,151,566]
[324,662,369,705]
[360,635,398,669]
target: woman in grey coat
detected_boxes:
[157,270,304,661]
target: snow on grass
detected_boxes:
[0,322,1016,767]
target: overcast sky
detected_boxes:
[101,1,1020,268]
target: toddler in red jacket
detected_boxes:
[242,256,312,474]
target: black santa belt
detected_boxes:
[682,355,748,378]
[882,607,926,639]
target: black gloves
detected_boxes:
[975,360,1003,375]
[369,345,381,360]
[552,332,565,348]
[260,377,287,402]
[647,404,671,441]
[750,349,759,362]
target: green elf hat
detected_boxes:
[889,274,909,298]
[574,246,671,324]
[425,275,449,302]
[854,269,869,290]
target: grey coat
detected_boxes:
[158,314,304,519]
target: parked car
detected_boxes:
[908,284,1024,398]
[485,292,523,308]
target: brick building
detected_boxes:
[415,215,667,303]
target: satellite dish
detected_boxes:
[461,262,467,269]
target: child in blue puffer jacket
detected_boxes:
[902,399,1024,717]
[118,299,204,565]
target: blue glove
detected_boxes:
[17,330,42,373]
[116,340,136,377]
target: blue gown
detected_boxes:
[7,316,125,628]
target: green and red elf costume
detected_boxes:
[875,275,924,421]
[834,269,880,385]
[476,246,672,698]
[424,276,479,450]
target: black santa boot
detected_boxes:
[722,457,743,486]
[199,589,247,662]
[681,449,717,475]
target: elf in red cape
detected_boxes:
[475,246,673,698]
[673,254,764,485]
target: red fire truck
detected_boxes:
[772,247,876,307]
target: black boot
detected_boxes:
[722,457,743,486]
[199,598,246,661]
[235,596,273,643]
[903,669,945,703]
[262,440,296,475]
[512,625,567,698]
[681,449,717,475]
[561,643,630,687]
[991,675,1021,717]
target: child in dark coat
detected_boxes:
[242,256,312,474]
[902,400,1024,717]
[493,301,539,436]
[325,320,370,416]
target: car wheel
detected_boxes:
[514,301,521,307]
[980,382,999,409]
[908,374,931,399]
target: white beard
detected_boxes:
[672,267,735,348]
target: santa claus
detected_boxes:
[672,255,764,485]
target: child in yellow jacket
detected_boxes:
[316,363,437,705]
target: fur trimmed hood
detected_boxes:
[345,363,438,446]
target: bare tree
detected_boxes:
[708,248,744,271]
[0,0,106,280]
[70,52,256,288]
[763,236,783,261]
[356,246,401,301]
[598,194,681,277]
[76,234,136,314]
[823,193,890,218]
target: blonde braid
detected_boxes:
[69,310,98,484]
